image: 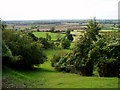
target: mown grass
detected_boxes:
[33,32,65,40]
[2,48,118,88]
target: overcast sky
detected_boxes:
[0,0,119,20]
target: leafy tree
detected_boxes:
[2,41,13,65]
[61,37,70,49]
[66,29,73,42]
[86,17,101,41]
[89,33,120,77]
[56,33,61,41]
[38,37,54,49]
[28,32,38,41]
[66,18,101,76]
[0,20,7,31]
[3,30,47,69]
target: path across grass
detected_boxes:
[2,49,118,88]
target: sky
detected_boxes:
[0,0,119,20]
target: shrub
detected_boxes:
[28,32,38,41]
[2,41,21,66]
[98,59,119,77]
[51,51,69,72]
[3,30,47,69]
[72,35,94,76]
[61,37,70,49]
[89,33,120,77]
[66,29,73,42]
[38,37,54,49]
[2,41,13,65]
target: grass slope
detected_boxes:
[2,49,118,88]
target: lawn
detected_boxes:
[2,48,118,88]
[33,32,65,40]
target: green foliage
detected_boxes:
[98,59,119,77]
[51,18,101,76]
[66,29,73,42]
[28,32,38,41]
[61,37,70,49]
[89,33,120,77]
[70,18,101,76]
[3,30,46,69]
[0,21,7,30]
[67,34,73,42]
[2,41,13,64]
[46,33,51,40]
[73,35,93,76]
[86,18,101,41]
[2,41,21,66]
[2,41,13,59]
[38,37,54,49]
[56,33,61,41]
[51,51,69,72]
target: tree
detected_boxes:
[50,27,55,32]
[61,37,70,49]
[66,29,73,42]
[86,17,101,41]
[56,33,61,41]
[0,20,7,31]
[69,18,101,76]
[3,30,47,69]
[28,32,38,41]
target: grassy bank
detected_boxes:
[2,49,118,88]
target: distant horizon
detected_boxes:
[3,18,118,21]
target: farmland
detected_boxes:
[2,19,119,89]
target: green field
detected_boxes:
[33,32,65,40]
[2,49,118,88]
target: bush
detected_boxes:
[28,32,38,41]
[51,51,69,72]
[61,37,70,49]
[38,37,54,49]
[2,41,13,65]
[2,41,22,66]
[72,37,94,75]
[51,18,101,76]
[3,30,47,69]
[88,33,120,77]
[98,59,119,77]
[66,29,73,42]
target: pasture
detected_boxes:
[33,32,65,40]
